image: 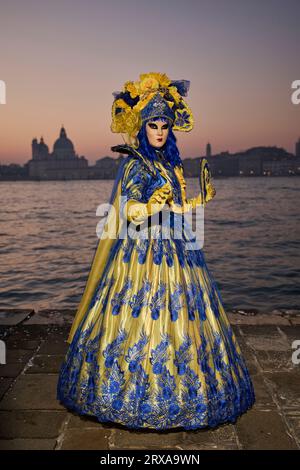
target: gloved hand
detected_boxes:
[147,182,172,207]
[124,182,173,225]
[168,192,204,214]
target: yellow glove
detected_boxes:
[123,182,172,225]
[168,193,204,214]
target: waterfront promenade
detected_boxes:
[0,308,300,450]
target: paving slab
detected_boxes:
[235,406,298,450]
[25,309,75,325]
[0,410,67,439]
[228,313,290,326]
[264,371,300,409]
[24,355,66,374]
[181,423,238,450]
[67,412,109,429]
[0,378,14,400]
[110,427,187,450]
[0,309,34,326]
[59,428,111,450]
[38,327,70,355]
[0,373,65,411]
[0,438,56,450]
[254,350,298,372]
[3,324,51,350]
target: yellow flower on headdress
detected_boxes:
[124,73,172,100]
[139,76,160,95]
[123,81,139,99]
[139,72,171,89]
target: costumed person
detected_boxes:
[57,72,255,430]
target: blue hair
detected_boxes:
[136,117,183,168]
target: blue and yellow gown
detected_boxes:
[56,145,255,430]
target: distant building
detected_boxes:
[296,137,300,157]
[95,156,123,178]
[206,142,211,158]
[180,146,300,177]
[26,126,127,180]
[28,126,89,180]
[208,152,239,177]
[262,156,300,176]
[208,146,299,177]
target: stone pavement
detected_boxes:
[0,307,300,450]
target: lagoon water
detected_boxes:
[0,176,299,312]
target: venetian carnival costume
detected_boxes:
[56,72,255,430]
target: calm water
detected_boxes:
[0,177,299,312]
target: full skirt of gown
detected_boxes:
[56,209,256,431]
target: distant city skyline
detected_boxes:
[25,126,300,165]
[0,0,299,164]
[1,124,299,167]
[2,123,299,180]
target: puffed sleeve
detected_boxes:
[121,157,172,225]
[121,157,149,203]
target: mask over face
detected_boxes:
[145,118,170,149]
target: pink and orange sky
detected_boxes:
[0,0,299,165]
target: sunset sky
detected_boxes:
[0,0,299,164]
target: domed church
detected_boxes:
[28,126,89,179]
[53,126,76,159]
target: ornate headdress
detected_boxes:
[111,72,194,145]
